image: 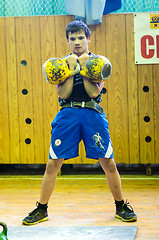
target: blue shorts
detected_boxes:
[49,107,113,160]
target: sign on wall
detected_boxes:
[134,12,159,64]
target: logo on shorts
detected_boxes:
[54,139,61,147]
[93,132,105,152]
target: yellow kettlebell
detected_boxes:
[80,55,112,82]
[43,57,80,85]
[0,222,8,240]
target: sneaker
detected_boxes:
[115,200,137,222]
[22,202,48,225]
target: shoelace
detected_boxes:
[124,200,134,212]
[28,202,40,215]
[28,208,39,216]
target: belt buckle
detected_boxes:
[81,101,85,108]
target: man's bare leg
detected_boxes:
[98,158,123,201]
[22,158,64,225]
[39,158,64,204]
[98,158,137,222]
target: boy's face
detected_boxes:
[67,30,91,56]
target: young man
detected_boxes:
[22,21,137,225]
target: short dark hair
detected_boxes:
[66,21,91,39]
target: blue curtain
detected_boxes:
[103,0,121,14]
[64,0,121,25]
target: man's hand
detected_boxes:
[78,53,90,70]
[67,54,78,71]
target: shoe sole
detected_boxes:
[115,214,137,222]
[22,216,48,226]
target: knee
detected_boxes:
[102,159,117,174]
[45,160,59,176]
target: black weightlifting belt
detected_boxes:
[61,100,104,114]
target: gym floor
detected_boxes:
[0,164,159,240]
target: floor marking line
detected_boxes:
[0,177,159,180]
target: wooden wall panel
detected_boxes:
[5,17,20,163]
[0,14,159,164]
[105,14,129,163]
[54,15,75,58]
[88,25,96,54]
[40,16,58,163]
[30,16,45,163]
[138,65,154,164]
[0,18,10,163]
[15,17,35,163]
[126,14,139,164]
[96,17,108,116]
[153,65,159,164]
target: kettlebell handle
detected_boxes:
[0,222,7,237]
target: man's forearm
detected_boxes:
[83,78,104,99]
[56,76,74,100]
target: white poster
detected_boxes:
[134,12,159,64]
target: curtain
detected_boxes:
[103,0,121,14]
[64,0,121,25]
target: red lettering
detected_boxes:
[141,35,154,59]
